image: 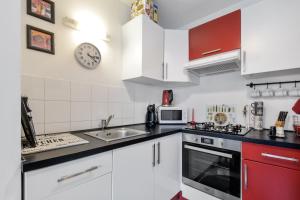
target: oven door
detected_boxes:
[182,142,240,200]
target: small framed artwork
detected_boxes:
[27,25,55,55]
[27,0,55,23]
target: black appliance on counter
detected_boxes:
[21,96,37,147]
[182,133,241,200]
[146,104,157,128]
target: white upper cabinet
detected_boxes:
[241,0,300,75]
[122,15,164,83]
[164,30,198,84]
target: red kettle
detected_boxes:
[162,90,173,106]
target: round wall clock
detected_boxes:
[75,43,101,69]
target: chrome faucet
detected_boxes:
[101,115,114,131]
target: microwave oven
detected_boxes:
[158,106,187,124]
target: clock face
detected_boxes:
[75,43,101,69]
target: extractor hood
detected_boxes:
[184,49,241,76]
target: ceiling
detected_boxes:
[120,0,244,28]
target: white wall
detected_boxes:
[0,1,21,200]
[172,71,299,131]
[22,0,129,85]
[21,0,163,133]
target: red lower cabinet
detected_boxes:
[242,159,300,200]
[242,142,300,200]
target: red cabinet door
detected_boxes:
[242,159,300,200]
[189,10,241,61]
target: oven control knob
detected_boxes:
[195,138,199,142]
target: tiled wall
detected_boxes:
[22,75,162,135]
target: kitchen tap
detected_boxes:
[101,115,114,131]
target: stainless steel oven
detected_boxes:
[182,133,241,200]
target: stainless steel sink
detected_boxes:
[84,128,149,142]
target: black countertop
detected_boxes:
[22,124,300,172]
[22,124,184,172]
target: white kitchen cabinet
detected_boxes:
[154,134,181,200]
[113,140,155,200]
[113,134,181,200]
[24,151,112,200]
[164,30,198,84]
[241,0,300,75]
[122,15,164,83]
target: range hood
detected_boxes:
[184,49,241,76]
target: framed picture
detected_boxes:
[27,0,55,23]
[27,25,55,55]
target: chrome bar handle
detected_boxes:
[202,48,221,56]
[152,144,156,167]
[162,63,165,80]
[261,153,299,163]
[242,51,247,73]
[57,166,99,183]
[166,63,168,80]
[244,163,248,190]
[157,142,161,165]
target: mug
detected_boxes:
[289,88,300,97]
[275,88,288,97]
[250,90,261,98]
[261,88,274,97]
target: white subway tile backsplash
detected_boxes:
[91,102,108,120]
[71,82,91,102]
[45,101,70,123]
[91,120,102,129]
[29,100,44,124]
[91,85,108,102]
[122,103,135,118]
[22,76,44,100]
[71,102,91,121]
[123,118,135,125]
[108,118,123,127]
[108,87,129,102]
[22,76,154,134]
[45,79,70,101]
[71,121,91,131]
[45,122,70,134]
[34,123,45,135]
[108,102,123,119]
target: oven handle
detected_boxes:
[184,145,233,159]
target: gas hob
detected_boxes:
[185,122,252,136]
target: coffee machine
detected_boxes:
[162,90,173,106]
[146,104,157,128]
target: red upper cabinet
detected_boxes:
[189,10,241,61]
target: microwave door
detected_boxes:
[21,97,37,147]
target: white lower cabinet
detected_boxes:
[113,134,181,200]
[24,151,112,200]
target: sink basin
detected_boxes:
[84,128,149,142]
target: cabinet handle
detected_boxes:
[202,48,221,56]
[157,142,161,165]
[152,144,156,167]
[261,153,299,163]
[242,51,246,73]
[57,166,100,183]
[162,63,165,80]
[166,63,168,81]
[244,163,248,190]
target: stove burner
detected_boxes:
[186,122,250,136]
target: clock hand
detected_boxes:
[87,53,97,63]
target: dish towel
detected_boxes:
[292,98,300,114]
